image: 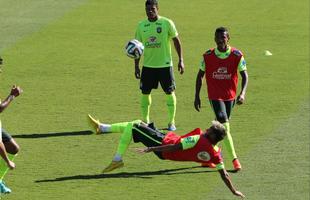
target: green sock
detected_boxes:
[111,122,131,133]
[112,120,141,158]
[166,93,176,125]
[222,122,237,161]
[141,94,151,123]
[0,154,16,180]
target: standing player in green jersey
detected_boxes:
[0,57,22,194]
[194,27,248,171]
[134,0,184,131]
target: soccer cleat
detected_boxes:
[167,123,176,131]
[88,114,101,134]
[0,181,11,194]
[232,158,242,171]
[102,161,124,173]
[201,163,216,168]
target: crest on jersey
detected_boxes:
[197,151,211,161]
[157,27,162,33]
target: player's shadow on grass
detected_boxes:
[12,130,93,139]
[35,166,218,183]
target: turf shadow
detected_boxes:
[35,166,217,182]
[12,130,93,139]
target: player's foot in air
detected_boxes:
[102,160,124,173]
[167,123,176,131]
[88,114,101,134]
[232,158,242,172]
[0,181,11,194]
[201,162,216,168]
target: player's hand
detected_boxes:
[134,147,150,154]
[135,66,141,79]
[178,60,184,74]
[7,160,16,170]
[10,85,23,97]
[194,97,201,112]
[236,93,245,105]
[234,190,245,198]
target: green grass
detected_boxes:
[0,0,309,199]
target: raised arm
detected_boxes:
[0,85,23,113]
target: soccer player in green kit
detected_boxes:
[0,56,22,194]
[134,0,184,131]
[194,27,248,171]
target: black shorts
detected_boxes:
[132,123,165,159]
[209,100,235,123]
[140,66,176,94]
[1,128,13,143]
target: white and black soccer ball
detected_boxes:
[125,39,144,59]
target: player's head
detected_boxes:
[207,120,226,144]
[145,0,159,21]
[214,27,230,51]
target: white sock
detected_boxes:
[113,154,122,162]
[99,123,111,133]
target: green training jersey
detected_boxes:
[199,46,247,72]
[135,16,178,68]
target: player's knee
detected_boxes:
[11,145,20,155]
[217,112,228,123]
[5,141,20,155]
[164,87,175,95]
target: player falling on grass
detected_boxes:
[194,27,248,171]
[88,115,245,198]
[134,0,184,131]
[0,57,22,194]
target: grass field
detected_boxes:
[0,0,309,199]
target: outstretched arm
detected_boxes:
[172,36,184,74]
[194,69,205,112]
[137,143,183,153]
[218,169,245,198]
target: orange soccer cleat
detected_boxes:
[232,158,242,171]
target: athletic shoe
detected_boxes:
[88,114,101,134]
[0,181,11,194]
[201,163,216,168]
[232,158,242,171]
[102,160,124,173]
[167,124,176,131]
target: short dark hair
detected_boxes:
[145,0,158,7]
[215,27,229,36]
[209,120,226,142]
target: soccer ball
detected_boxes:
[125,39,144,59]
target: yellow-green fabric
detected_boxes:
[135,16,178,68]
